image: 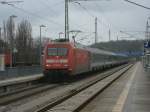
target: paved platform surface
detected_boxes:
[123,62,150,112]
[80,62,150,112]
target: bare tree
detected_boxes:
[0,21,9,52]
[3,21,7,44]
[6,18,15,50]
[16,19,33,65]
[2,21,9,50]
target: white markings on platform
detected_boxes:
[112,63,139,112]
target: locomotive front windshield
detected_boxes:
[48,48,68,56]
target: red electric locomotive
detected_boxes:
[43,40,128,80]
[43,41,90,79]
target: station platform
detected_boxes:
[0,66,42,80]
[81,62,150,112]
[0,74,43,87]
[123,62,150,112]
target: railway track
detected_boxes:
[32,64,133,112]
[0,63,132,112]
[0,71,105,106]
[0,83,60,105]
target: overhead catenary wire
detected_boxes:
[71,2,102,39]
[72,2,120,41]
[38,0,63,15]
[2,0,143,42]
[44,0,64,7]
[72,1,116,37]
[1,2,64,28]
[94,3,123,40]
[69,4,90,32]
[76,32,95,41]
[124,0,150,10]
[13,6,63,27]
[94,4,120,30]
[35,0,91,38]
[93,3,144,40]
[0,0,113,38]
[75,1,146,41]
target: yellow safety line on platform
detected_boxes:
[112,62,139,112]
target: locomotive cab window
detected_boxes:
[47,48,68,56]
[58,48,68,56]
[48,48,57,56]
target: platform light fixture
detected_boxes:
[10,15,17,67]
[39,25,46,65]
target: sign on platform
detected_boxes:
[0,54,5,71]
[144,41,150,48]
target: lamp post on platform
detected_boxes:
[10,15,17,67]
[39,25,46,65]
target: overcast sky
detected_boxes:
[0,0,150,45]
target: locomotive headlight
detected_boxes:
[46,64,51,67]
[64,64,68,67]
[46,59,68,63]
[46,59,55,63]
[60,59,68,63]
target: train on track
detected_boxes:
[1,52,11,67]
[42,41,128,80]
[1,51,39,67]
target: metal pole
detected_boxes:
[59,32,61,39]
[65,0,69,41]
[117,35,119,41]
[3,21,7,44]
[95,17,97,44]
[9,15,17,67]
[10,17,13,67]
[0,27,1,49]
[109,29,111,41]
[0,27,2,50]
[148,18,150,41]
[39,26,42,66]
[39,25,46,66]
[10,15,16,67]
[146,20,150,41]
[0,27,1,40]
